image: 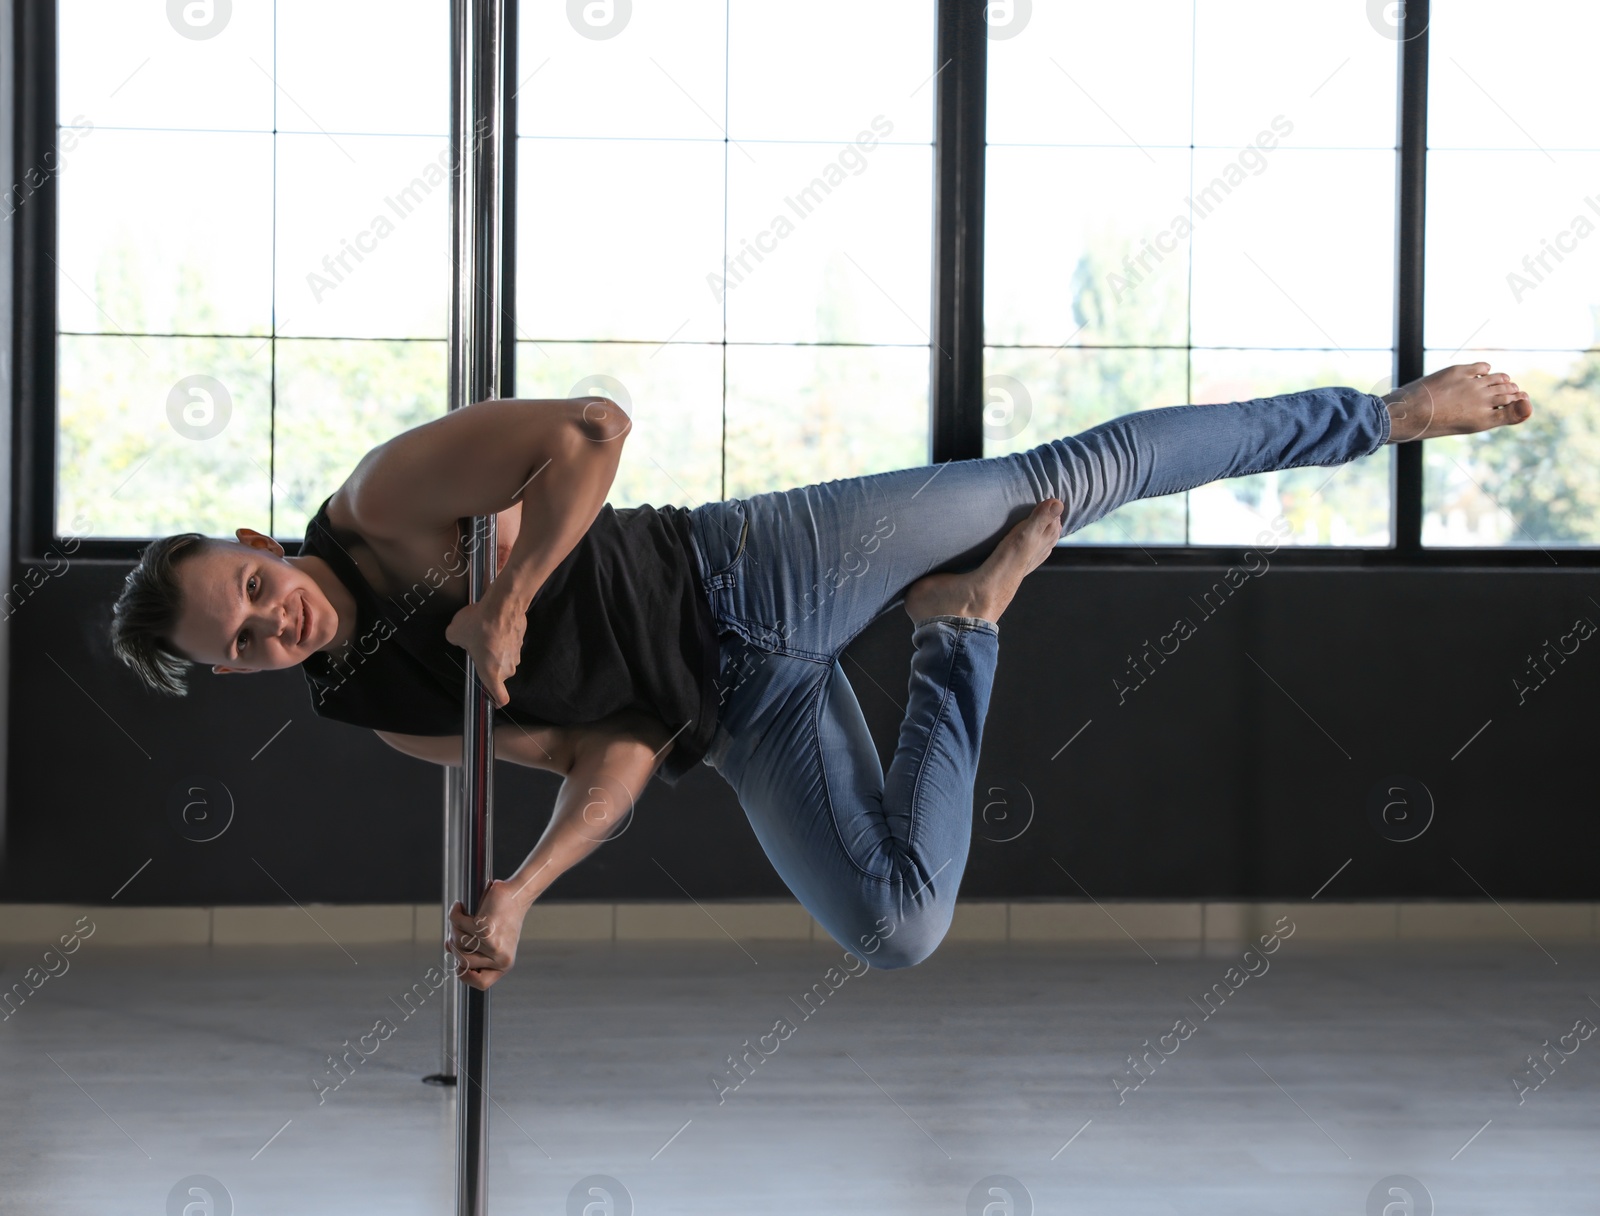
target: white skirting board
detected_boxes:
[0,899,1595,948]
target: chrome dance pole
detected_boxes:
[449,0,506,1211]
[424,766,463,1086]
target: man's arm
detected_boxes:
[375,713,669,879]
[376,720,575,773]
[377,711,673,991]
[346,395,632,620]
[497,714,670,910]
[351,395,633,705]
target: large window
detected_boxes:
[985,2,1398,547]
[40,1,1600,557]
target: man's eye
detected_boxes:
[238,574,259,655]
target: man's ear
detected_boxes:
[211,664,256,675]
[234,527,285,558]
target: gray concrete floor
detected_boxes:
[2,937,1596,1214]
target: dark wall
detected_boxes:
[0,0,14,876]
[3,559,1595,905]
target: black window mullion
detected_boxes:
[1393,0,1429,555]
[498,0,517,400]
[929,0,986,464]
[14,0,56,562]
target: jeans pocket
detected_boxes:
[701,507,750,584]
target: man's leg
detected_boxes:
[701,495,1065,969]
[694,366,1530,969]
[689,385,1388,665]
[707,592,1008,972]
[689,365,1530,664]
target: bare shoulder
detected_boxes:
[332,430,465,564]
[327,439,528,603]
[336,397,618,543]
[321,483,467,603]
[323,482,359,533]
[336,435,409,538]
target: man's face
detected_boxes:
[169,530,338,675]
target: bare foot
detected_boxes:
[1383,362,1533,442]
[902,499,1065,627]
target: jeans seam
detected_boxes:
[905,624,964,866]
[813,671,895,891]
[1160,389,1385,495]
[697,510,749,589]
[713,608,832,664]
[914,613,999,636]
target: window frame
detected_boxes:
[16,0,1595,567]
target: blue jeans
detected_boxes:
[682,386,1391,969]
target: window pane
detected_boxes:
[1189,350,1394,546]
[514,340,723,509]
[1423,349,1600,547]
[986,1,1192,149]
[517,0,726,140]
[726,143,932,345]
[59,335,271,537]
[1424,151,1600,352]
[59,0,274,133]
[985,147,1190,349]
[983,346,1188,546]
[516,139,724,343]
[276,0,447,136]
[727,0,934,144]
[1190,149,1394,350]
[276,133,452,340]
[272,339,448,540]
[58,131,273,337]
[1430,0,1600,151]
[725,346,927,497]
[1193,0,1396,149]
[1424,3,1598,548]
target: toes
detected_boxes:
[1018,499,1063,537]
[1462,361,1493,377]
[1034,499,1066,540]
[1489,392,1533,424]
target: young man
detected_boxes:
[109,365,1530,988]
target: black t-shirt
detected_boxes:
[296,494,722,785]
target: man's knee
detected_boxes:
[864,939,934,970]
[856,909,950,971]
